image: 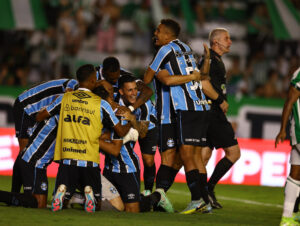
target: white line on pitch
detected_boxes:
[168,189,283,209]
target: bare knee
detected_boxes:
[224,145,240,163]
[290,165,300,181]
[33,194,47,208]
[142,154,155,167]
[125,202,139,213]
[201,147,212,166]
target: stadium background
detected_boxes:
[0,0,299,187]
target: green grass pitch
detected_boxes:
[0,176,283,226]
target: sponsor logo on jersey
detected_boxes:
[72,92,91,99]
[64,114,90,125]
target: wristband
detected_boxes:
[128,105,134,112]
[214,95,224,105]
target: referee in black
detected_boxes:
[199,28,241,209]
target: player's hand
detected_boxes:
[116,106,130,115]
[219,100,229,114]
[203,43,210,59]
[118,110,135,122]
[275,131,286,148]
[191,70,201,81]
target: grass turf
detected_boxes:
[0,176,283,226]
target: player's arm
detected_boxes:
[156,69,201,86]
[143,67,156,85]
[99,132,122,157]
[119,110,149,138]
[200,43,210,77]
[132,80,153,110]
[275,85,300,147]
[101,100,131,138]
[201,79,229,114]
[36,95,63,121]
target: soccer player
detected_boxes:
[97,56,158,196]
[96,56,153,110]
[199,28,240,209]
[51,64,129,213]
[103,75,169,213]
[11,78,78,193]
[275,67,300,225]
[144,19,226,214]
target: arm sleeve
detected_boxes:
[149,46,171,72]
[100,99,120,128]
[46,95,63,117]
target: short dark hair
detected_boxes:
[103,57,120,73]
[118,74,136,89]
[161,19,181,37]
[76,64,95,82]
[92,85,109,99]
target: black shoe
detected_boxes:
[208,190,222,209]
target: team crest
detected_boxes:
[40,182,47,191]
[72,92,91,99]
[110,187,117,194]
[167,138,175,148]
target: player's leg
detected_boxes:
[202,147,213,166]
[280,145,300,225]
[139,127,158,194]
[206,115,239,209]
[12,100,27,192]
[179,110,212,214]
[52,163,78,211]
[155,123,180,192]
[32,167,48,208]
[80,166,102,212]
[100,174,124,211]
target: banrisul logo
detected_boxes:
[72,92,91,99]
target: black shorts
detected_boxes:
[54,163,101,201]
[19,159,48,195]
[13,98,35,139]
[158,123,177,152]
[103,169,140,204]
[139,127,158,155]
[176,110,209,146]
[206,111,238,149]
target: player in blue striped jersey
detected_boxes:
[96,56,153,110]
[103,75,171,212]
[144,19,228,214]
[11,78,78,194]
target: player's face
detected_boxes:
[154,24,172,46]
[216,32,232,54]
[104,69,120,85]
[120,81,138,104]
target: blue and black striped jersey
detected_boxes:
[18,79,78,118]
[22,115,59,169]
[150,39,210,113]
[104,96,155,174]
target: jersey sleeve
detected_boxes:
[46,95,63,117]
[100,99,120,129]
[291,68,300,90]
[149,45,172,72]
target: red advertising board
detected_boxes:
[0,128,291,187]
